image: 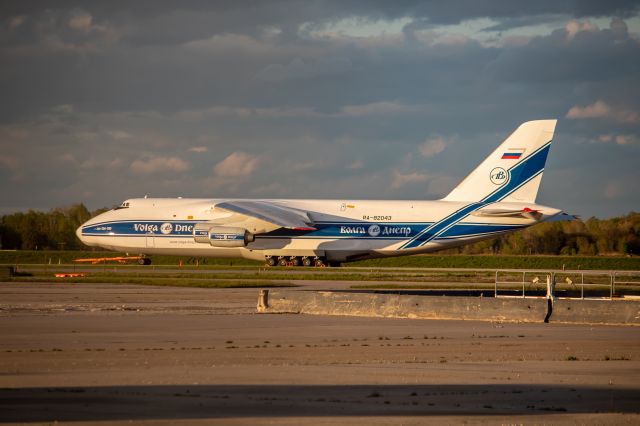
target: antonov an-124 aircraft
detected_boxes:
[77,120,572,266]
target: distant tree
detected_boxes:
[0,223,21,249]
[0,203,106,250]
[444,212,640,257]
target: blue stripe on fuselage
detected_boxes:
[82,220,525,242]
[400,142,550,250]
[81,220,201,237]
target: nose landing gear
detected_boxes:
[137,257,152,266]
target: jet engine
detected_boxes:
[193,223,255,247]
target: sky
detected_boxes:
[1,0,639,218]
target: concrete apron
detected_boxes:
[257,290,640,325]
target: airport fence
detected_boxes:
[494,269,640,300]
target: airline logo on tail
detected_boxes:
[490,167,508,185]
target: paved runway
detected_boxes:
[1,282,639,425]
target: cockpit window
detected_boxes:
[114,201,130,210]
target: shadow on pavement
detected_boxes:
[2,383,638,422]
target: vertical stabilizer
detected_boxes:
[443,120,557,203]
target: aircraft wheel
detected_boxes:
[314,258,325,267]
[290,257,301,267]
[139,257,151,266]
[265,257,277,267]
[278,257,289,267]
[301,257,313,267]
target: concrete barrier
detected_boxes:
[551,298,640,325]
[257,290,640,325]
[258,290,547,323]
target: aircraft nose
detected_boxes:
[76,223,86,244]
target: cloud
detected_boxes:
[613,135,639,146]
[81,157,125,171]
[214,151,260,177]
[1,4,640,218]
[290,159,326,172]
[0,155,21,179]
[391,171,430,189]
[341,101,421,117]
[107,130,132,140]
[188,146,208,153]
[566,100,610,119]
[2,9,122,55]
[604,181,622,199]
[419,136,447,158]
[347,160,364,170]
[9,15,26,29]
[566,100,639,123]
[599,134,639,146]
[175,102,423,121]
[256,57,352,82]
[427,175,458,197]
[68,13,94,32]
[564,20,598,39]
[175,105,320,121]
[486,18,640,86]
[184,34,270,55]
[52,104,74,114]
[129,156,190,175]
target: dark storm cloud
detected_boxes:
[3,1,639,41]
[487,18,640,84]
[0,1,639,217]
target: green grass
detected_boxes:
[10,275,295,289]
[351,255,640,270]
[0,250,262,267]
[16,269,497,283]
[350,283,494,290]
[350,282,640,293]
[12,268,639,296]
[1,251,639,270]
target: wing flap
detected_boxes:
[216,201,316,230]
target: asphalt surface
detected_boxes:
[1,281,639,425]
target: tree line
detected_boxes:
[449,211,640,256]
[0,204,108,251]
[1,204,638,256]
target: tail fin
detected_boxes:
[443,119,557,203]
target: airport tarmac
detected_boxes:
[1,281,640,425]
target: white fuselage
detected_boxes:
[77,120,566,263]
[77,198,561,262]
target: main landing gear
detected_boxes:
[265,256,340,268]
[137,257,152,266]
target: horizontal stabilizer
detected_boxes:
[544,212,579,222]
[472,207,542,220]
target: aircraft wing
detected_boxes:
[215,201,316,230]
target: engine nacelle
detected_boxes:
[193,224,254,247]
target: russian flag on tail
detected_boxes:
[501,148,525,159]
